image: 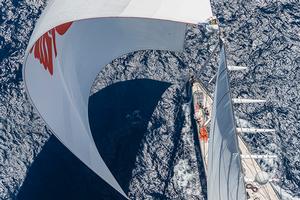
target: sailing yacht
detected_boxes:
[23,0,280,199]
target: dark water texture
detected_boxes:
[0,0,300,199]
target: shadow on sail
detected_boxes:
[17,79,171,200]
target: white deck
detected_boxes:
[191,81,212,175]
[238,136,280,200]
[191,81,280,200]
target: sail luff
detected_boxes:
[207,41,247,200]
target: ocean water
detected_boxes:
[0,0,300,199]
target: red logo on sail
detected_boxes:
[30,22,73,75]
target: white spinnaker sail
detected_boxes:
[207,43,247,200]
[23,0,213,198]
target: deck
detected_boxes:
[238,136,280,200]
[191,81,212,175]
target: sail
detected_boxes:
[207,43,247,200]
[22,0,213,198]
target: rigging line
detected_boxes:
[196,39,220,78]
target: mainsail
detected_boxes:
[23,0,213,198]
[207,42,247,200]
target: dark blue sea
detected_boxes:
[0,0,299,199]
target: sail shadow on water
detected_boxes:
[17,79,171,200]
[17,136,126,200]
[88,79,171,192]
[128,82,205,200]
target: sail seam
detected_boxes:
[216,90,230,106]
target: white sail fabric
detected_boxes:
[207,44,247,200]
[23,0,213,198]
[26,0,213,52]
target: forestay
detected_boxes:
[23,0,213,198]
